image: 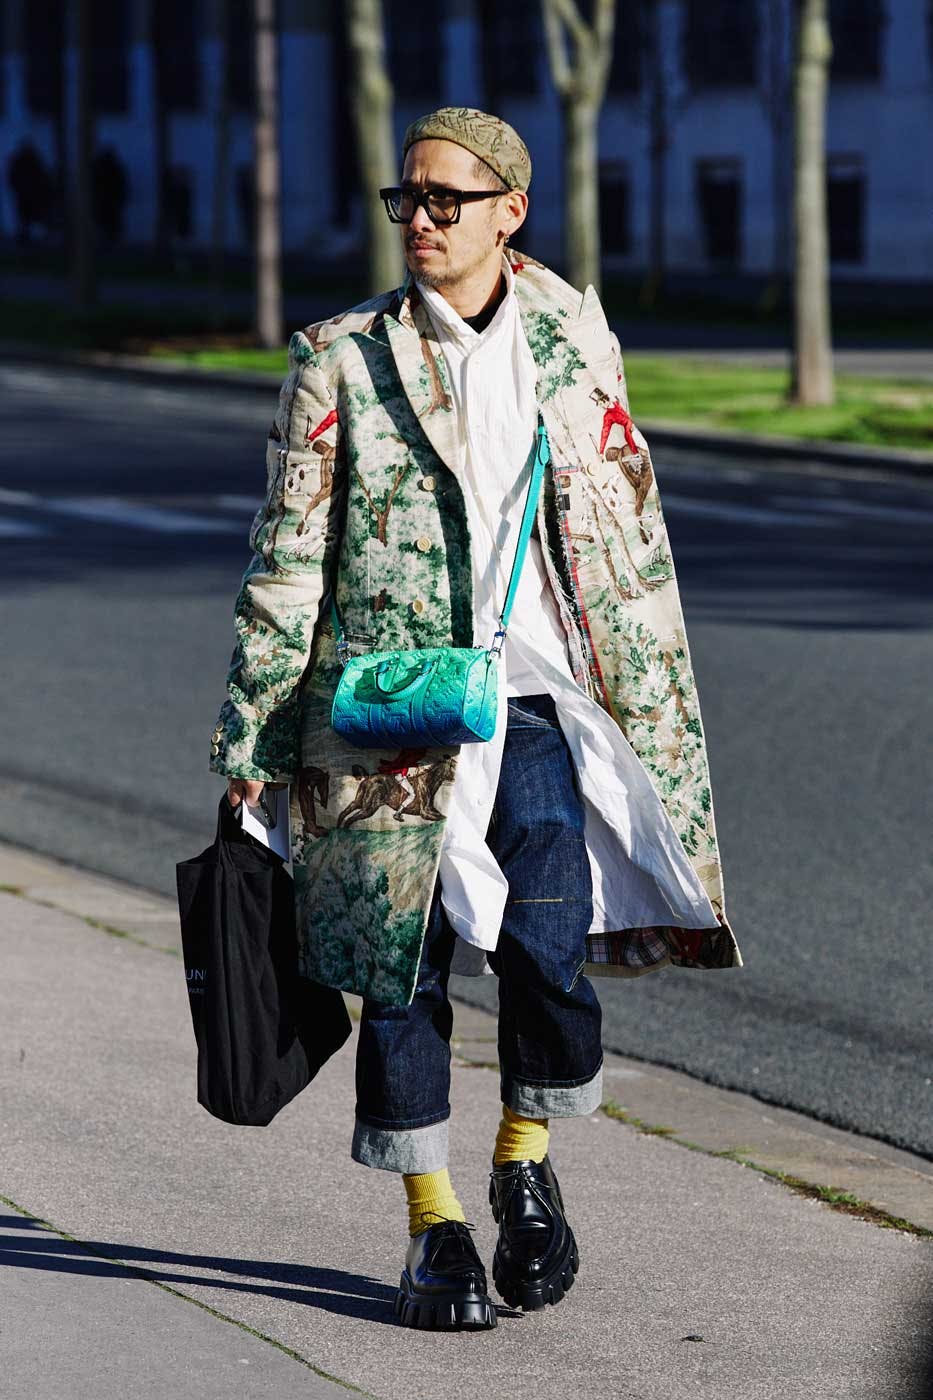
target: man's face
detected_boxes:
[398,139,507,292]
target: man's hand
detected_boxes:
[227,778,266,809]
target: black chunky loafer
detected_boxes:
[395,1220,497,1330]
[489,1155,579,1311]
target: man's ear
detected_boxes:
[505,191,529,237]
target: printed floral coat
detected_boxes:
[210,247,742,1005]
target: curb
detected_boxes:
[2,838,931,1236]
[2,340,931,480]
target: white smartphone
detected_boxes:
[238,785,291,862]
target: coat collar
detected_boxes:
[381,249,617,472]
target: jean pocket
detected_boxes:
[506,695,560,730]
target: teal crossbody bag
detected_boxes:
[330,418,551,750]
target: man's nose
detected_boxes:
[409,202,437,234]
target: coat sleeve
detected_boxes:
[209,333,345,783]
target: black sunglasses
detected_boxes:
[379,186,506,226]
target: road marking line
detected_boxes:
[215,494,262,512]
[50,497,244,533]
[769,493,933,525]
[0,488,39,507]
[661,493,847,528]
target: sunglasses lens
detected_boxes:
[426,191,458,223]
[381,190,406,222]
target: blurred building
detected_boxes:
[0,0,931,283]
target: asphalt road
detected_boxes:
[2,361,931,1158]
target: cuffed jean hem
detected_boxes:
[351,1117,450,1175]
[502,1063,604,1119]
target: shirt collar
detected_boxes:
[415,253,515,350]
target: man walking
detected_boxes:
[211,107,741,1331]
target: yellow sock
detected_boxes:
[494,1103,550,1164]
[403,1168,466,1236]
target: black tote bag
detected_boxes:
[175,795,351,1126]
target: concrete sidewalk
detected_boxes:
[1,843,931,1400]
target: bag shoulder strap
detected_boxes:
[491,416,550,653]
[331,414,551,661]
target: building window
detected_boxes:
[683,0,759,88]
[829,0,885,80]
[25,0,65,115]
[599,160,631,255]
[162,164,194,240]
[331,5,356,227]
[90,0,130,115]
[153,0,202,112]
[695,157,742,264]
[608,0,645,96]
[385,1,441,102]
[827,154,865,262]
[225,0,255,111]
[236,163,255,246]
[479,0,541,106]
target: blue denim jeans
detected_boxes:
[351,693,604,1174]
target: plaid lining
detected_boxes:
[586,928,669,969]
[586,923,738,971]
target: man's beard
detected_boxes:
[405,243,451,289]
[405,238,492,290]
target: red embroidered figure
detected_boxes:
[377,748,428,776]
[598,399,638,458]
[306,408,338,444]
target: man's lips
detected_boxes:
[408,243,441,254]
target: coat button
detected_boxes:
[211,743,221,756]
[587,463,599,477]
[420,475,436,491]
[211,728,223,740]
[411,598,426,615]
[416,536,432,552]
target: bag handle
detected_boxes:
[373,655,437,697]
[330,412,551,666]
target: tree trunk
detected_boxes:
[564,99,601,293]
[542,0,616,295]
[790,0,834,405]
[643,0,667,306]
[758,0,790,312]
[254,0,282,348]
[72,0,95,310]
[346,0,401,295]
[210,0,231,331]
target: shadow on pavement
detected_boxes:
[0,1213,404,1326]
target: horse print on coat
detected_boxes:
[337,754,456,828]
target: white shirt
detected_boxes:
[416,258,718,966]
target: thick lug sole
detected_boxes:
[491,1230,579,1312]
[394,1271,498,1331]
[489,1178,580,1311]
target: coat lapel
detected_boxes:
[384,274,460,473]
[513,271,620,466]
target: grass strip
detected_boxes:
[600,1098,933,1239]
[625,357,933,451]
[133,345,933,454]
[1,883,180,957]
